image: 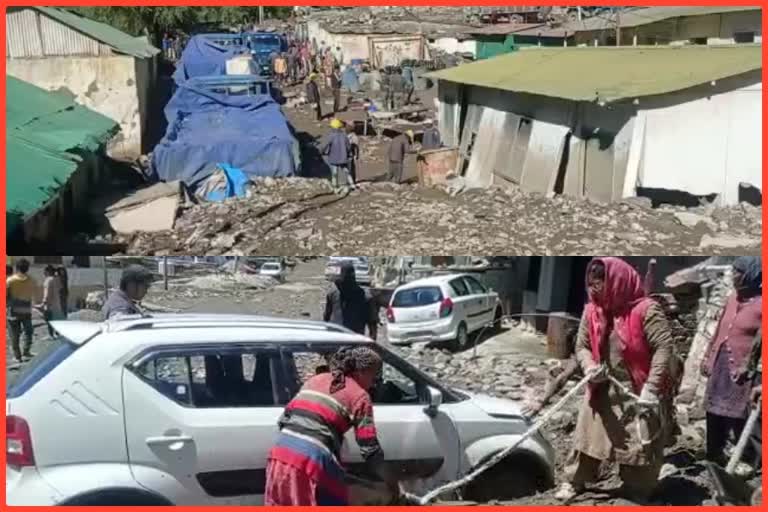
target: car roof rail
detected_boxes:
[105,313,355,335]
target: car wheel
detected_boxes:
[492,307,503,333]
[450,322,469,351]
[464,457,548,502]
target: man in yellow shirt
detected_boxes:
[7,259,37,362]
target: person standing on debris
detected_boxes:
[324,50,335,87]
[701,256,762,466]
[389,68,406,110]
[286,45,298,83]
[7,259,38,363]
[559,257,676,503]
[347,122,360,184]
[264,346,398,505]
[162,33,171,60]
[421,120,442,151]
[39,265,64,338]
[324,262,379,340]
[387,130,414,184]
[274,53,288,85]
[380,68,393,111]
[102,265,154,320]
[306,74,322,121]
[330,66,343,114]
[57,266,69,316]
[320,119,354,193]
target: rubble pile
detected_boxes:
[118,180,761,256]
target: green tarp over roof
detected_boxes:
[6,76,118,232]
[30,6,159,58]
[428,44,762,103]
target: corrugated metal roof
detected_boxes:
[6,76,118,221]
[10,7,159,58]
[568,6,761,32]
[468,23,574,38]
[428,44,762,103]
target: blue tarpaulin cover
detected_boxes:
[150,82,298,187]
[173,35,241,84]
[203,164,250,202]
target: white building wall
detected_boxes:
[7,56,144,160]
[636,79,762,205]
[429,37,477,58]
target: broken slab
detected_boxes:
[105,181,182,235]
[674,211,717,230]
[699,234,760,249]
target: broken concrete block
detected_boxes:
[674,211,717,230]
[106,181,181,235]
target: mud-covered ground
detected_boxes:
[119,178,761,256]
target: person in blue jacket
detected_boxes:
[320,119,354,193]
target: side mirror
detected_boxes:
[424,386,443,417]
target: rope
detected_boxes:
[401,368,662,505]
[402,366,601,505]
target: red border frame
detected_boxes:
[2,1,766,510]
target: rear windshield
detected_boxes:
[7,336,78,398]
[392,287,443,308]
[262,263,280,270]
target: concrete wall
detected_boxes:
[429,37,477,57]
[7,55,147,160]
[575,10,762,46]
[631,72,762,205]
[305,21,426,65]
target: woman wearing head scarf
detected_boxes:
[324,262,378,339]
[701,256,762,466]
[265,346,396,505]
[560,257,675,502]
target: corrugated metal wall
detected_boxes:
[7,9,111,58]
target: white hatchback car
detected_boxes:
[386,274,503,349]
[325,257,372,286]
[7,314,553,506]
[258,261,285,282]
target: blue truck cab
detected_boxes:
[200,32,247,50]
[188,75,273,97]
[244,32,287,76]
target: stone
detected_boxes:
[673,211,716,230]
[699,234,759,249]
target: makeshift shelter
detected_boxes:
[150,81,300,188]
[429,45,762,206]
[6,76,118,244]
[6,7,159,159]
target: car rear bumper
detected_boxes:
[6,466,62,505]
[387,317,456,344]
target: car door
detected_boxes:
[275,345,462,501]
[446,277,473,326]
[462,276,492,332]
[461,276,483,331]
[122,346,286,505]
[363,355,462,497]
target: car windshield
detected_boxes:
[392,286,443,307]
[7,335,79,397]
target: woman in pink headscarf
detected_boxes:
[559,257,675,503]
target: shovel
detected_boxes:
[705,398,761,505]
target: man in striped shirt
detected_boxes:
[265,347,397,505]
